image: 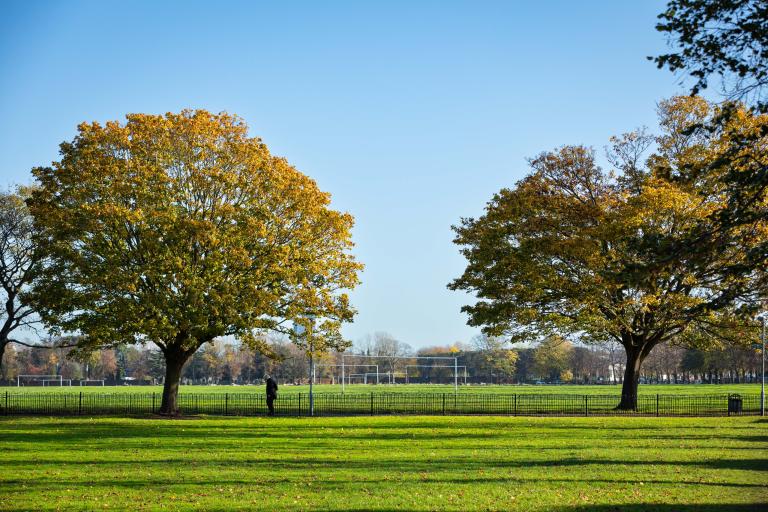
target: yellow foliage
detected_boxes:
[29,110,362,372]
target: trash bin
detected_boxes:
[728,394,743,414]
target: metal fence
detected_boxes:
[0,392,762,417]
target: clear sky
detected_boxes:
[0,1,687,349]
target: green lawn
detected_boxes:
[0,416,766,511]
[1,382,763,395]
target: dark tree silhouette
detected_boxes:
[0,188,41,373]
[652,0,768,111]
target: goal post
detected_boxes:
[45,379,72,387]
[345,373,368,384]
[316,364,380,385]
[340,354,463,392]
[79,379,106,386]
[17,375,64,387]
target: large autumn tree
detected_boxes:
[450,96,767,409]
[28,110,362,414]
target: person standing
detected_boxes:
[265,374,278,416]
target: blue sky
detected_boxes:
[1,1,688,348]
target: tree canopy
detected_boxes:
[29,110,362,413]
[653,0,768,110]
[449,96,767,408]
[471,334,518,383]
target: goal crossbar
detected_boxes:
[17,375,62,387]
[79,379,105,386]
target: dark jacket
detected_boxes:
[266,377,278,399]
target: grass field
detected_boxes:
[0,415,766,511]
[1,383,763,395]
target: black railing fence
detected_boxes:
[0,392,761,417]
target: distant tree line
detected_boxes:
[417,336,762,386]
[3,332,761,387]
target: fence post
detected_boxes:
[152,393,156,414]
[4,391,7,416]
[79,392,83,416]
[513,394,517,416]
[298,393,302,416]
[656,394,660,417]
[225,393,229,416]
[584,395,588,416]
[371,392,374,415]
[442,393,446,415]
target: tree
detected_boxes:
[124,346,152,383]
[570,346,606,384]
[200,341,226,383]
[681,349,707,380]
[514,348,537,383]
[0,188,42,373]
[471,334,518,383]
[449,96,765,409]
[94,350,118,381]
[251,337,309,384]
[74,348,118,381]
[369,332,412,375]
[0,343,18,382]
[652,0,768,110]
[643,343,684,383]
[533,336,573,382]
[28,110,362,414]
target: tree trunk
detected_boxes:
[0,340,7,383]
[159,350,190,415]
[617,345,646,411]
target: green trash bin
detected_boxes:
[728,394,743,414]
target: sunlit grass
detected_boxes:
[0,415,765,511]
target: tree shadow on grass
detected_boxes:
[0,417,763,443]
[548,505,764,512]
[1,476,766,503]
[1,455,766,473]
[0,502,764,512]
[2,460,767,489]
[336,507,766,512]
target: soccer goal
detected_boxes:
[404,365,468,385]
[79,379,106,386]
[16,375,71,387]
[339,354,464,391]
[346,373,368,384]
[316,364,380,385]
